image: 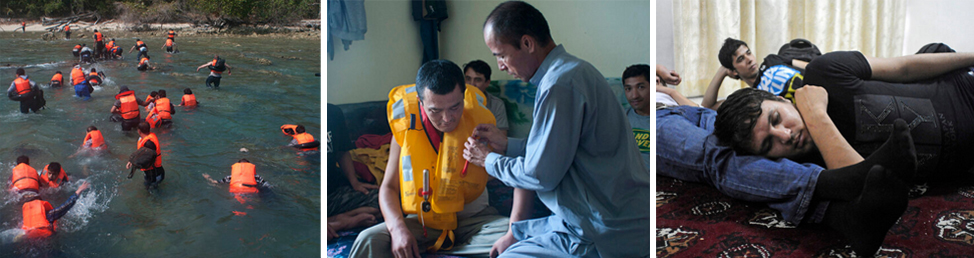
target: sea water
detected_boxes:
[0,31,321,257]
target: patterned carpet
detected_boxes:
[656,176,974,257]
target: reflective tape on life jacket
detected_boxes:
[14,77,31,95]
[182,94,197,107]
[51,73,63,84]
[71,67,85,85]
[84,130,105,149]
[230,162,259,194]
[11,163,40,192]
[94,32,103,42]
[386,84,494,249]
[153,98,172,119]
[117,92,140,120]
[137,133,162,169]
[22,200,55,239]
[41,164,68,188]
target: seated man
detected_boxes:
[349,60,510,257]
[624,64,696,172]
[463,59,509,136]
[702,38,812,109]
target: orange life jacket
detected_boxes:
[73,44,81,51]
[182,94,197,107]
[139,57,149,67]
[84,130,105,149]
[168,30,175,38]
[230,162,259,194]
[14,77,31,95]
[136,40,145,49]
[292,132,318,151]
[11,163,40,192]
[116,91,140,120]
[106,41,115,50]
[94,32,103,42]
[152,98,172,120]
[165,39,173,47]
[88,71,100,84]
[64,26,69,32]
[22,200,55,239]
[71,67,85,85]
[137,133,162,169]
[51,73,63,84]
[40,165,68,188]
[210,59,223,74]
[280,124,298,135]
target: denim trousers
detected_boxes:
[656,106,827,224]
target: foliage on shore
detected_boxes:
[2,0,319,27]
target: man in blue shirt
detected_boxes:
[463,2,651,257]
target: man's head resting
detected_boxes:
[718,37,759,80]
[714,88,816,158]
[416,59,466,133]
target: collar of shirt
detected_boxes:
[529,44,567,86]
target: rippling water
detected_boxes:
[0,31,321,257]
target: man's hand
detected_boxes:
[327,224,339,241]
[489,231,518,258]
[125,162,132,169]
[660,69,682,85]
[76,181,91,194]
[717,66,733,79]
[463,137,493,167]
[351,181,379,195]
[794,85,829,115]
[390,226,421,258]
[471,124,507,153]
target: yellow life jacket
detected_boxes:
[386,84,495,252]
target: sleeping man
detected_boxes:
[707,44,974,256]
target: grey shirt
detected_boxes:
[485,93,509,131]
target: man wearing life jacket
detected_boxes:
[64,24,71,39]
[7,68,40,114]
[161,38,178,53]
[203,159,269,194]
[282,124,320,151]
[137,55,155,71]
[87,68,103,86]
[127,122,165,188]
[70,126,108,158]
[93,29,105,59]
[349,60,509,258]
[111,86,152,131]
[19,181,90,240]
[145,90,175,128]
[40,162,69,188]
[105,38,115,58]
[179,88,198,107]
[10,156,41,193]
[20,21,26,32]
[196,55,232,88]
[72,44,81,57]
[80,44,93,64]
[130,39,148,60]
[50,71,63,88]
[167,29,176,41]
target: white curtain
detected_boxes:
[672,0,906,98]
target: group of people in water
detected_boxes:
[6,26,320,243]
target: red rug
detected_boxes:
[656,176,974,257]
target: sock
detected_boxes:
[822,165,908,256]
[814,119,916,201]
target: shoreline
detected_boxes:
[0,19,320,40]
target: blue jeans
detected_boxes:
[74,83,91,100]
[655,106,827,224]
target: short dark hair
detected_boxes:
[55,71,62,74]
[416,59,465,101]
[17,155,29,165]
[238,158,250,163]
[714,88,788,153]
[138,121,151,134]
[718,38,748,71]
[90,68,96,72]
[623,64,651,82]
[88,125,97,132]
[484,1,552,50]
[295,125,306,134]
[184,88,192,94]
[158,90,166,98]
[48,162,61,174]
[16,68,25,76]
[150,91,158,98]
[463,60,492,81]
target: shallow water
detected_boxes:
[0,32,321,257]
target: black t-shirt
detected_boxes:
[755,54,806,102]
[804,51,974,179]
[327,103,354,191]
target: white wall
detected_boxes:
[327,0,651,105]
[655,0,675,69]
[903,0,974,54]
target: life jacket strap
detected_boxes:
[427,229,455,253]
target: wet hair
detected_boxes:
[90,68,97,72]
[295,125,306,134]
[713,88,789,153]
[158,90,167,98]
[93,29,98,32]
[82,43,86,46]
[17,155,29,165]
[47,162,61,175]
[415,59,465,102]
[150,91,158,98]
[484,1,552,50]
[136,38,140,41]
[55,71,62,74]
[463,60,492,81]
[239,158,250,163]
[16,68,25,76]
[184,88,192,94]
[718,38,748,71]
[87,125,97,132]
[623,64,651,82]
[138,121,151,134]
